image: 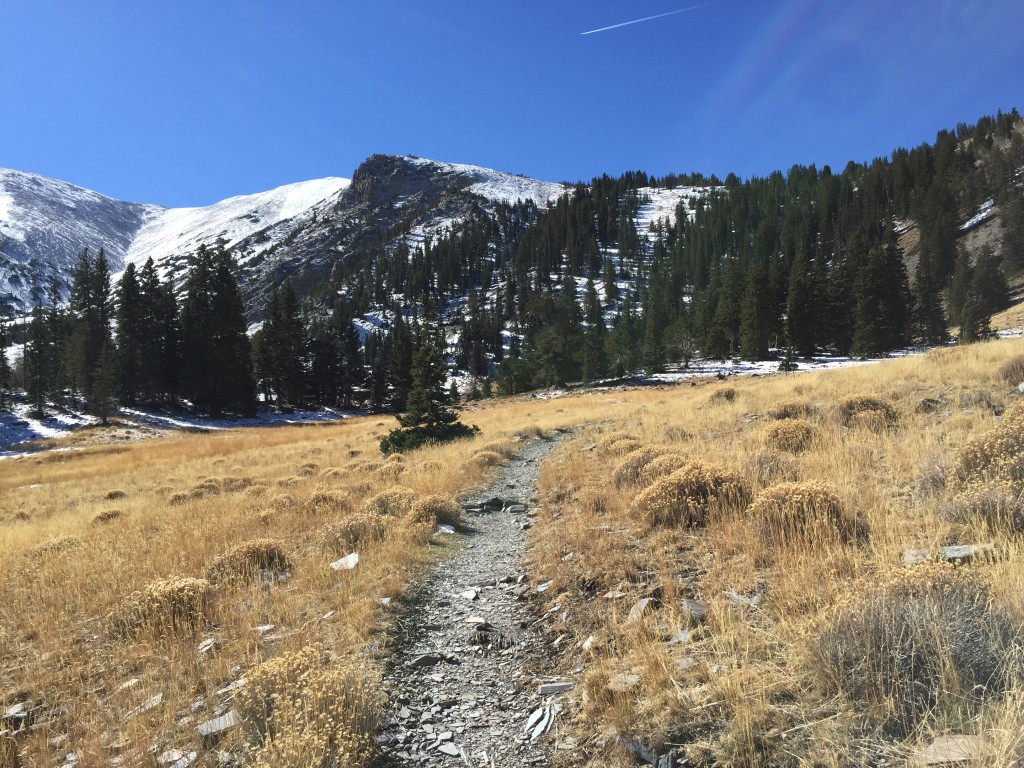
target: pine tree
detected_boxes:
[581,277,608,381]
[739,262,772,361]
[91,342,118,425]
[0,312,9,409]
[115,263,145,404]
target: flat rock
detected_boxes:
[626,597,655,624]
[913,735,985,765]
[330,552,359,570]
[196,709,239,739]
[409,653,444,668]
[537,681,575,695]
[437,742,460,756]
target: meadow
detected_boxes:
[3,338,1024,767]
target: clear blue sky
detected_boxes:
[4,0,1023,207]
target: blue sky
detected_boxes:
[4,0,1023,207]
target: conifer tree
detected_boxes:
[115,263,145,404]
[0,313,9,409]
[739,262,772,361]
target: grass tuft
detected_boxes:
[632,460,749,529]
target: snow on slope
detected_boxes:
[124,176,350,271]
[635,186,709,234]
[405,157,566,206]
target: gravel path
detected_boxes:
[376,434,569,767]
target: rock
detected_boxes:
[254,624,275,634]
[904,543,995,567]
[409,653,443,668]
[196,638,218,654]
[435,524,456,535]
[604,589,627,599]
[196,710,239,741]
[912,735,985,765]
[626,597,656,625]
[903,548,930,566]
[537,681,574,695]
[505,504,527,514]
[528,706,554,741]
[330,552,359,570]
[437,742,460,756]
[607,673,641,692]
[482,497,505,511]
[726,589,762,606]
[678,597,708,623]
[124,693,163,721]
[460,589,479,601]
[535,580,552,592]
[581,634,597,651]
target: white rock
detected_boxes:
[330,552,359,570]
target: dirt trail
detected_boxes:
[376,434,570,767]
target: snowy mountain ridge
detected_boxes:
[0,156,571,314]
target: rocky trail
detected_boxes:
[376,433,573,767]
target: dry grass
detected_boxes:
[761,419,817,453]
[632,460,749,529]
[747,481,864,550]
[205,538,292,584]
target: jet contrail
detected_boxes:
[581,3,716,35]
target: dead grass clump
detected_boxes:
[747,451,799,486]
[747,482,863,548]
[168,492,190,506]
[104,489,127,500]
[383,453,404,464]
[612,447,671,487]
[26,535,83,559]
[206,538,291,584]
[91,509,123,525]
[298,462,319,476]
[810,571,1022,736]
[709,386,736,404]
[408,495,462,527]
[998,354,1024,386]
[1,732,17,768]
[375,463,406,482]
[188,479,222,499]
[761,419,817,453]
[109,577,212,637]
[636,452,689,486]
[235,646,382,765]
[766,400,818,420]
[952,411,1024,487]
[220,475,255,492]
[596,432,642,456]
[632,461,749,529]
[475,440,518,459]
[837,395,899,430]
[940,481,1024,534]
[317,514,386,554]
[470,451,504,468]
[303,491,353,516]
[360,487,418,518]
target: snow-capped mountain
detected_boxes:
[0,156,568,315]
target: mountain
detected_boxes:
[0,157,567,315]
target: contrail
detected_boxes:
[581,3,716,35]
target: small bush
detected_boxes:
[92,509,123,525]
[762,419,817,453]
[940,481,1024,534]
[632,461,749,529]
[766,400,818,420]
[747,452,799,486]
[317,514,386,553]
[109,577,212,637]
[105,489,127,500]
[596,432,642,456]
[375,462,406,482]
[206,539,291,584]
[952,406,1024,486]
[709,387,736,404]
[470,451,504,468]
[811,572,1022,736]
[408,495,462,527]
[297,463,319,477]
[379,422,479,455]
[475,440,518,459]
[612,447,671,487]
[636,453,689,486]
[168,492,190,506]
[360,487,418,518]
[220,476,255,493]
[26,535,83,559]
[747,482,863,548]
[235,646,382,766]
[837,395,899,430]
[998,354,1024,386]
[303,491,353,516]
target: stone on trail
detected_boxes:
[437,742,460,756]
[537,681,575,695]
[409,653,444,668]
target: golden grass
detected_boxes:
[5,338,1024,766]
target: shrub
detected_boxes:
[636,453,689,486]
[709,387,736,404]
[109,577,212,637]
[811,572,1022,736]
[375,462,406,482]
[220,476,255,493]
[379,422,479,455]
[940,481,1024,534]
[952,406,1024,487]
[475,440,518,459]
[762,419,817,453]
[317,514,386,554]
[360,487,418,518]
[632,461,749,529]
[596,432,642,455]
[998,354,1024,386]
[766,400,818,420]
[26,535,83,559]
[92,509,123,525]
[206,539,291,584]
[105,489,127,500]
[408,495,462,527]
[612,447,671,487]
[837,395,899,430]
[235,646,382,766]
[747,452,799,486]
[303,491,353,516]
[747,482,863,548]
[470,451,504,468]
